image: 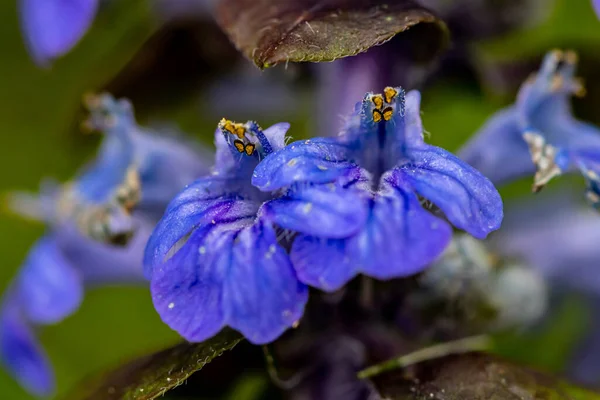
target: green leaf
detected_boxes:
[215,0,449,68]
[369,352,600,400]
[66,329,243,400]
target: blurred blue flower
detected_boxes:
[20,0,99,65]
[19,0,215,66]
[491,190,600,384]
[145,120,311,345]
[0,94,208,396]
[460,50,600,209]
[594,0,600,19]
[253,87,503,292]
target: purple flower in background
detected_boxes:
[145,120,313,345]
[20,0,99,65]
[460,50,600,209]
[253,87,503,292]
[593,0,600,19]
[491,190,600,384]
[18,0,215,66]
[0,223,151,396]
[0,94,208,396]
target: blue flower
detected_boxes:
[0,94,208,396]
[253,87,503,292]
[144,120,334,344]
[459,50,600,209]
[491,190,600,384]
[20,0,99,65]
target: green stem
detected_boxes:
[357,335,492,379]
[262,345,304,389]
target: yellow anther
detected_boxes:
[550,49,564,61]
[384,87,398,104]
[219,118,246,139]
[573,77,587,97]
[564,50,578,64]
[232,139,256,156]
[233,139,245,153]
[372,109,383,123]
[382,107,393,121]
[550,75,564,92]
[371,95,384,110]
[244,143,256,156]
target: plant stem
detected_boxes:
[357,335,492,379]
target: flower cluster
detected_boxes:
[0,94,207,396]
[460,50,600,209]
[145,87,503,345]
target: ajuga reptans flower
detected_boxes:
[0,94,208,396]
[253,87,503,292]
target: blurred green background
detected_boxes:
[0,0,599,398]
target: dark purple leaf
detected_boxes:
[368,353,600,400]
[215,0,449,68]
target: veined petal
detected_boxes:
[0,300,54,396]
[16,237,83,325]
[20,0,99,65]
[259,184,368,238]
[152,222,307,344]
[143,177,258,278]
[400,145,503,239]
[223,222,308,343]
[151,226,227,343]
[292,175,452,292]
[252,138,356,191]
[290,236,355,292]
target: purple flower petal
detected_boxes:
[151,226,227,342]
[222,222,308,343]
[17,237,83,325]
[20,0,99,65]
[260,184,368,238]
[143,177,259,279]
[457,107,534,185]
[0,300,54,397]
[152,222,307,344]
[291,173,452,291]
[400,145,504,239]
[252,138,357,191]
